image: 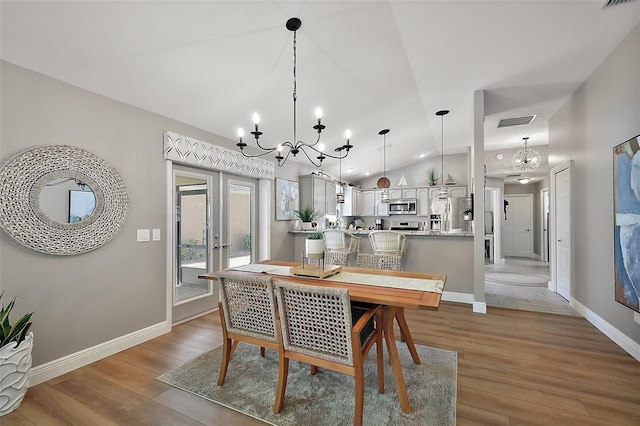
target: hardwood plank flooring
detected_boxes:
[3,302,639,425]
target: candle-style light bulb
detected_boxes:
[237,128,245,139]
[252,113,260,132]
[277,144,283,152]
[318,143,325,152]
[344,130,352,140]
[315,107,323,125]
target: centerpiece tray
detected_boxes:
[290,264,342,279]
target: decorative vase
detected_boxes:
[305,239,325,259]
[301,221,314,231]
[0,332,33,416]
[464,214,471,221]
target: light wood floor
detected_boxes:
[4,303,639,425]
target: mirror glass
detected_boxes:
[38,177,96,224]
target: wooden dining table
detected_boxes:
[199,260,446,414]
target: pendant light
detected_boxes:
[377,129,391,203]
[336,146,345,203]
[435,110,450,199]
[512,137,541,172]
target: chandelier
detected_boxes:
[236,17,353,168]
[512,137,541,172]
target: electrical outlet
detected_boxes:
[634,311,640,324]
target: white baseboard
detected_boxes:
[442,291,474,305]
[441,291,486,313]
[30,321,171,386]
[473,301,487,313]
[571,299,640,362]
[172,307,218,326]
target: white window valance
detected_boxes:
[164,131,275,180]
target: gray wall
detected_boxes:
[359,153,469,190]
[0,61,238,365]
[548,24,640,344]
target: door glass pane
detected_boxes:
[227,183,252,268]
[175,176,210,303]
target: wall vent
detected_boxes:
[602,0,635,9]
[497,114,537,128]
[506,173,522,178]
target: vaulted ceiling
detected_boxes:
[2,1,639,184]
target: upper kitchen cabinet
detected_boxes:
[341,186,362,217]
[299,174,336,217]
[389,188,417,199]
[361,189,389,217]
[427,185,467,201]
[417,187,429,216]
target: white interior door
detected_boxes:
[554,166,571,300]
[503,194,533,258]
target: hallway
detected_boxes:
[485,257,580,317]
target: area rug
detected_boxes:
[157,342,456,425]
[485,271,548,287]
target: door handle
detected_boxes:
[222,243,234,248]
[213,244,219,249]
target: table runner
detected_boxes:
[229,264,444,294]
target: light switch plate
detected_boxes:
[634,311,640,324]
[152,228,161,241]
[137,229,150,242]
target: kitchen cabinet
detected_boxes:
[361,190,389,217]
[417,187,430,216]
[388,188,417,199]
[427,185,466,202]
[341,186,362,217]
[299,174,336,217]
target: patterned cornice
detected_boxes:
[164,131,275,180]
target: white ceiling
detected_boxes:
[2,1,639,184]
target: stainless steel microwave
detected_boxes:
[388,199,417,215]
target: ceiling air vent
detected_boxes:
[506,174,522,178]
[497,114,537,128]
[602,0,635,9]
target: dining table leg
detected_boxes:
[383,306,411,414]
[395,308,421,364]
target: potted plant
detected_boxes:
[294,206,319,230]
[305,231,325,259]
[462,209,473,221]
[0,292,34,416]
[426,168,438,186]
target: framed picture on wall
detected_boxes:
[613,134,640,313]
[275,178,299,221]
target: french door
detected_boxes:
[171,166,256,322]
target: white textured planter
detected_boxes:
[305,239,325,259]
[0,332,33,416]
[301,221,314,230]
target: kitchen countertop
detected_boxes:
[290,229,473,237]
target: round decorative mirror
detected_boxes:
[0,145,128,255]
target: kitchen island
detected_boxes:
[290,229,473,296]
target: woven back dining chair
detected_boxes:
[368,230,406,256]
[216,270,279,386]
[272,280,384,426]
[324,251,349,266]
[356,253,402,271]
[354,253,421,366]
